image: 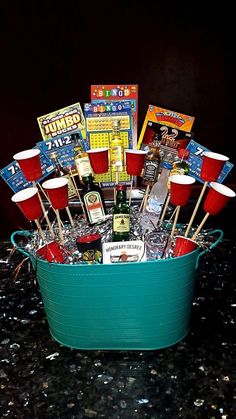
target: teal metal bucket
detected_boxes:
[11,229,223,350]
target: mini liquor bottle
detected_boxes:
[109,119,124,172]
[112,184,130,242]
[80,175,107,225]
[49,151,77,199]
[72,133,93,180]
[142,134,161,186]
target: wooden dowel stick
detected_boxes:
[159,193,170,225]
[191,212,210,241]
[55,209,64,244]
[185,181,208,237]
[37,182,64,228]
[165,205,177,227]
[34,219,47,241]
[142,184,150,211]
[128,176,133,206]
[170,206,181,239]
[139,187,147,212]
[32,182,55,239]
[66,206,74,226]
[69,172,86,216]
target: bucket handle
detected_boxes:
[195,229,224,268]
[10,230,34,258]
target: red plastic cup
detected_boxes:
[42,178,69,210]
[125,149,147,176]
[203,182,236,215]
[11,187,43,220]
[200,151,229,182]
[36,241,65,263]
[173,235,199,257]
[87,148,109,174]
[13,149,42,181]
[169,175,196,206]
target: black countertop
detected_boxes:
[0,209,236,418]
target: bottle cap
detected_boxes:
[116,184,126,191]
[112,119,121,129]
[49,151,59,160]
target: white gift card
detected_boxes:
[102,240,146,264]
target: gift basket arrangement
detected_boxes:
[1,86,235,350]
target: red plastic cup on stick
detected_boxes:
[169,175,196,206]
[36,241,65,263]
[125,149,147,176]
[173,235,199,257]
[203,182,236,215]
[42,178,69,210]
[87,148,109,174]
[200,151,229,182]
[11,187,43,220]
[13,149,42,181]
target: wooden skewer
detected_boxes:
[69,171,86,216]
[34,219,47,241]
[55,209,64,244]
[159,193,171,225]
[32,181,55,239]
[37,182,64,228]
[191,212,210,241]
[185,181,208,237]
[66,206,74,226]
[142,184,150,211]
[165,205,177,227]
[170,205,181,239]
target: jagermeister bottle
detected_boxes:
[142,134,161,185]
[49,151,77,199]
[110,119,124,172]
[72,133,93,180]
[112,184,130,242]
[81,175,107,225]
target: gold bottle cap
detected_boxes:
[49,151,59,160]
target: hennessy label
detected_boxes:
[113,214,130,232]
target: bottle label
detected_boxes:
[113,214,130,233]
[84,191,105,224]
[75,156,92,177]
[110,146,123,169]
[143,160,159,183]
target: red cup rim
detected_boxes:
[13,149,40,160]
[202,151,229,162]
[210,182,236,198]
[125,149,147,155]
[11,187,38,203]
[87,148,108,153]
[175,235,198,245]
[77,233,101,244]
[37,241,57,251]
[42,177,68,189]
[169,175,196,185]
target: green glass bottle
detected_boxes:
[81,175,107,225]
[112,184,130,242]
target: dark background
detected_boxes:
[0,1,235,239]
